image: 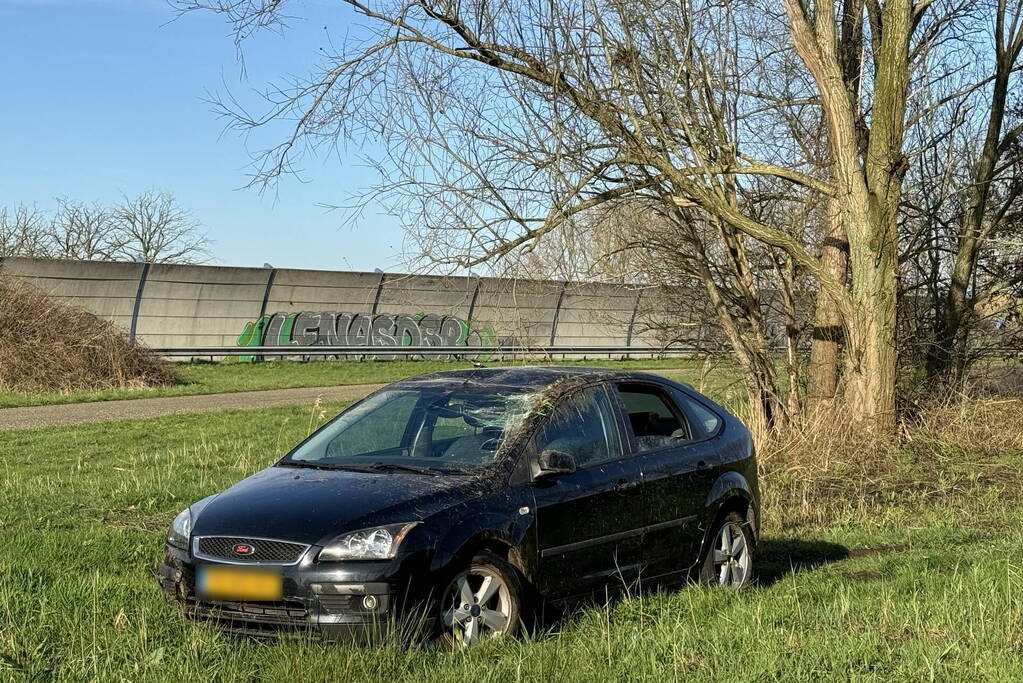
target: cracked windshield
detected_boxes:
[283,387,539,473]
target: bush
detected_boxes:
[0,276,176,393]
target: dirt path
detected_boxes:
[0,384,385,431]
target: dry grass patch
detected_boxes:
[910,395,1023,454]
[759,397,1023,530]
[0,275,176,394]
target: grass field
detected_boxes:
[0,357,746,410]
[2,390,1022,681]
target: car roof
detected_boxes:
[390,365,681,392]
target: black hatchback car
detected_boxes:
[159,367,758,645]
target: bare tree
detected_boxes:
[0,205,51,258]
[492,182,807,436]
[111,191,211,264]
[180,0,1007,432]
[493,209,643,284]
[927,0,1023,383]
[47,198,123,261]
[2,192,212,265]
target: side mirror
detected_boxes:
[671,428,689,440]
[536,449,577,477]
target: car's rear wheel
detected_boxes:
[438,551,522,647]
[700,511,754,588]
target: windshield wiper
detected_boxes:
[279,460,471,476]
[361,463,469,476]
[278,461,377,473]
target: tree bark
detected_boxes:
[777,253,803,419]
[808,198,848,409]
[785,0,910,432]
[842,259,899,431]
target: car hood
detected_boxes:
[190,465,484,546]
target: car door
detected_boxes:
[529,384,647,598]
[613,381,716,580]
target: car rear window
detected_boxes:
[669,388,723,439]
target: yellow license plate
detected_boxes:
[197,566,283,601]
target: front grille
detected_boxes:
[184,598,309,626]
[196,536,308,564]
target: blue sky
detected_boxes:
[0,0,404,271]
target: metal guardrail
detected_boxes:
[150,345,703,358]
[150,344,1022,359]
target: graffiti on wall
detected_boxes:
[237,311,496,360]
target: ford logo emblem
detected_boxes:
[233,543,256,556]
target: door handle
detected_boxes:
[613,479,641,495]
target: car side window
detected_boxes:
[617,383,689,452]
[669,388,723,439]
[533,387,619,468]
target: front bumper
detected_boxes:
[158,543,432,640]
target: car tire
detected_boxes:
[437,550,524,648]
[699,511,755,588]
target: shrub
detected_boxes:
[0,276,176,393]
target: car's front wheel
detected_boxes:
[438,550,522,647]
[699,511,755,588]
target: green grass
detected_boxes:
[2,395,1023,680]
[0,357,747,409]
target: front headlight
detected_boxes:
[318,522,420,562]
[166,495,217,550]
[167,508,192,550]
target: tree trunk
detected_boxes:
[808,198,848,410]
[692,249,786,441]
[744,352,788,440]
[841,201,900,432]
[929,52,1014,384]
[783,0,910,434]
[772,250,803,418]
[717,223,789,434]
[842,309,898,431]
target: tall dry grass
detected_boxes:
[0,275,176,393]
[758,396,1023,530]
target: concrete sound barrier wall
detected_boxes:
[0,257,664,358]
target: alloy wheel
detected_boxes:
[711,521,751,587]
[441,568,513,646]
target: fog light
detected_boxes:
[362,595,379,610]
